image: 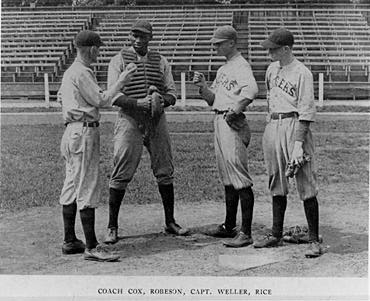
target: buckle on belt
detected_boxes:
[213,109,228,115]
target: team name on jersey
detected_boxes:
[214,72,238,91]
[272,75,296,98]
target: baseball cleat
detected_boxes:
[165,222,189,236]
[206,224,237,238]
[223,231,253,248]
[253,234,283,248]
[104,228,118,244]
[305,241,323,258]
[84,245,120,262]
[62,239,85,255]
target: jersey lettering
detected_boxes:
[272,75,296,97]
[215,72,239,92]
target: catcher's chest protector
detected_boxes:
[121,49,165,99]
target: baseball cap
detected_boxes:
[210,25,237,43]
[131,20,153,34]
[261,27,294,49]
[74,30,105,47]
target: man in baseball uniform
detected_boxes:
[104,20,189,244]
[254,28,322,258]
[59,30,136,261]
[193,25,258,248]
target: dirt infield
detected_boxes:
[0,188,368,277]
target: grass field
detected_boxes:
[1,118,368,212]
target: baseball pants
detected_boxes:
[214,114,253,190]
[262,116,318,200]
[109,111,174,190]
[59,122,100,210]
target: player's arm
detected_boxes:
[77,67,135,108]
[233,64,259,114]
[291,71,316,164]
[161,56,177,107]
[193,72,215,106]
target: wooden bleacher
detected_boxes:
[1,6,369,100]
[1,11,92,84]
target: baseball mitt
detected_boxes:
[224,110,246,131]
[285,154,311,178]
[147,86,164,121]
[283,225,323,244]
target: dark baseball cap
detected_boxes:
[74,30,105,47]
[261,27,294,49]
[131,20,153,34]
[210,25,237,43]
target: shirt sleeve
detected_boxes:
[236,62,258,101]
[107,54,125,103]
[76,68,112,108]
[160,56,177,98]
[297,68,316,121]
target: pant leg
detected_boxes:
[146,113,174,185]
[214,115,253,190]
[59,123,100,210]
[109,113,144,190]
[263,118,293,196]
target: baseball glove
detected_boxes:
[285,154,311,178]
[224,110,246,131]
[147,85,164,121]
[283,225,323,244]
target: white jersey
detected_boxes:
[211,52,258,111]
[266,58,316,121]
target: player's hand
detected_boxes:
[193,71,206,88]
[137,95,152,112]
[291,141,304,165]
[118,63,137,85]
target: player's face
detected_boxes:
[268,46,288,61]
[213,40,233,57]
[129,30,152,56]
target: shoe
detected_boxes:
[223,232,253,248]
[104,228,118,244]
[62,239,85,255]
[305,241,323,258]
[253,234,283,248]
[206,224,237,238]
[84,245,120,262]
[165,222,189,236]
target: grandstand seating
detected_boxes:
[1,6,369,100]
[1,11,91,83]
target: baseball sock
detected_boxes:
[107,188,125,229]
[303,197,319,242]
[224,185,239,231]
[272,195,287,239]
[62,202,77,243]
[158,183,175,225]
[238,186,254,237]
[80,208,98,250]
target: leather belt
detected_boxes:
[270,112,297,120]
[213,109,229,115]
[65,121,100,127]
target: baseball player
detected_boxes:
[58,30,136,261]
[253,28,322,258]
[193,25,258,248]
[104,20,189,244]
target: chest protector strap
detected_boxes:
[121,49,165,99]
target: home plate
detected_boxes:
[219,249,290,271]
